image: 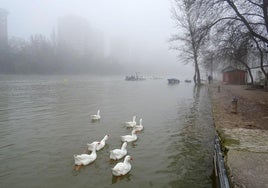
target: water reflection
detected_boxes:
[166,85,214,187]
[0,76,215,188]
[111,173,132,184]
[91,119,101,123]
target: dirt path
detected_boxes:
[209,83,268,188]
[210,84,268,130]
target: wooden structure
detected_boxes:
[222,66,247,85]
[168,78,180,84]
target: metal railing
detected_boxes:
[214,135,230,188]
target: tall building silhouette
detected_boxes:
[57,15,104,58]
[58,15,91,57]
[0,8,8,52]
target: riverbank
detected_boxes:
[209,83,268,188]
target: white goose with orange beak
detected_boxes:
[125,116,136,127]
[74,142,99,166]
[121,130,138,142]
[133,118,143,131]
[111,155,133,176]
[87,135,109,151]
[110,142,128,160]
[91,110,101,120]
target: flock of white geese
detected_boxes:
[73,110,143,176]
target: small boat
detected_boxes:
[184,79,192,83]
[168,78,180,84]
[125,72,146,81]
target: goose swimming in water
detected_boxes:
[111,155,133,176]
[91,110,101,120]
[125,116,136,128]
[121,130,138,142]
[133,118,143,132]
[87,135,109,151]
[110,142,128,160]
[74,142,99,167]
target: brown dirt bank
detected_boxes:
[210,84,268,130]
[209,83,268,188]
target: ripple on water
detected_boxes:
[0,76,215,188]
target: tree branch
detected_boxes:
[225,0,268,44]
[247,0,263,8]
[262,0,268,33]
[242,13,264,19]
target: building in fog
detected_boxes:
[222,66,247,85]
[0,8,8,52]
[57,15,103,58]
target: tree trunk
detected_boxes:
[247,67,254,85]
[196,64,201,85]
[259,50,268,86]
[194,54,201,85]
[253,38,268,86]
[238,59,254,85]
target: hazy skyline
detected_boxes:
[1,0,194,77]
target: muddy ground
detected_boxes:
[209,84,268,188]
[210,84,268,130]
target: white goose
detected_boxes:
[87,135,109,151]
[91,110,101,120]
[125,116,136,128]
[74,142,99,166]
[111,155,133,176]
[110,142,128,160]
[121,130,138,142]
[133,118,143,132]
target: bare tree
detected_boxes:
[225,0,268,44]
[251,36,268,85]
[191,0,268,85]
[216,27,255,84]
[214,0,268,84]
[170,0,212,85]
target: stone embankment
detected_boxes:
[209,84,268,188]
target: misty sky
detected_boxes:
[1,0,194,77]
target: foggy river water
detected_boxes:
[0,75,215,188]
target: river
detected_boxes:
[0,75,215,188]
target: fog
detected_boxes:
[1,0,194,77]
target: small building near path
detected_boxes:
[222,66,247,85]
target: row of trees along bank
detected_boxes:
[170,0,268,86]
[0,34,122,75]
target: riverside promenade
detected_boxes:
[209,83,268,188]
